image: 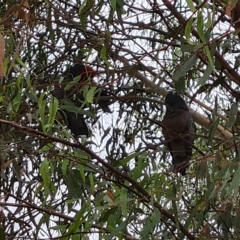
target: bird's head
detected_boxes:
[67,64,98,81]
[165,92,188,111]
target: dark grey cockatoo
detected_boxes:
[162,92,196,175]
[52,64,111,137]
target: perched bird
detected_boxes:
[52,63,111,137]
[65,64,97,80]
[64,111,89,136]
[162,92,196,175]
[63,64,111,113]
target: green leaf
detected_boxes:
[197,12,204,42]
[226,103,238,128]
[106,220,126,240]
[79,0,94,27]
[198,64,213,85]
[172,200,180,232]
[111,0,117,11]
[186,0,195,11]
[181,44,195,52]
[218,168,231,191]
[51,224,68,231]
[235,210,240,230]
[173,54,198,81]
[196,212,205,230]
[196,12,214,69]
[64,75,81,91]
[66,170,83,199]
[105,30,112,38]
[40,160,53,197]
[65,203,90,237]
[100,45,108,62]
[159,189,176,200]
[61,101,94,118]
[229,164,240,203]
[25,91,38,103]
[61,159,69,175]
[40,160,50,184]
[120,184,128,217]
[196,159,208,178]
[46,97,58,133]
[206,182,216,200]
[204,45,214,69]
[89,173,94,194]
[117,151,142,166]
[38,92,47,132]
[99,207,119,223]
[16,56,25,67]
[86,86,97,103]
[78,164,86,183]
[206,9,213,28]
[184,202,199,229]
[36,213,50,236]
[132,154,148,180]
[185,18,197,45]
[208,118,220,144]
[8,76,22,117]
[141,208,161,239]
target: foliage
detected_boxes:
[0,0,240,239]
